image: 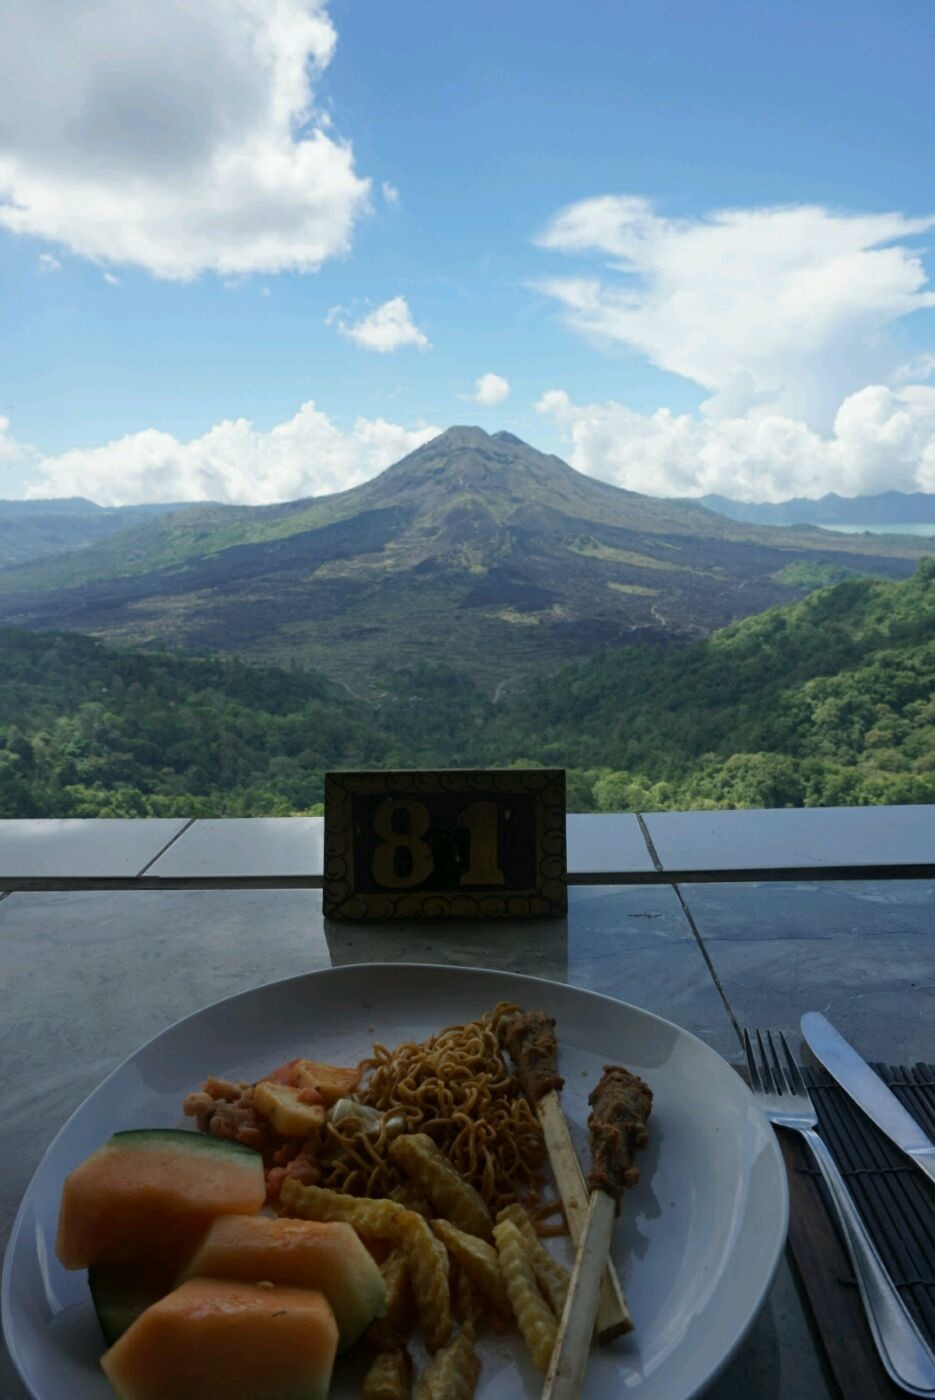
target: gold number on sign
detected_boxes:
[458,800,505,886]
[372,798,434,888]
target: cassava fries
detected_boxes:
[366,1248,414,1352]
[398,1209,453,1353]
[430,1218,510,1315]
[451,1266,486,1330]
[497,1203,570,1316]
[413,1324,480,1400]
[391,1134,493,1240]
[391,1182,435,1218]
[281,1180,403,1238]
[362,1345,413,1400]
[493,1218,557,1372]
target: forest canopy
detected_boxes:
[1,561,932,817]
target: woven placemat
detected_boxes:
[780,1062,935,1400]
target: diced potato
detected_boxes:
[253,1081,326,1137]
[292,1059,362,1106]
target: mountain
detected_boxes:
[0,427,931,689]
[2,561,932,817]
[0,498,190,568]
[691,490,935,528]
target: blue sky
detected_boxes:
[1,0,933,504]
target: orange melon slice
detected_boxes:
[100,1278,338,1400]
[56,1129,265,1270]
[182,1214,387,1350]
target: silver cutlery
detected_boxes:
[801,1012,935,1186]
[743,1026,935,1397]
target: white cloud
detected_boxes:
[537,385,935,502]
[473,372,510,406]
[537,197,935,423]
[19,403,440,506]
[102,272,120,286]
[0,0,370,280]
[37,252,61,272]
[0,415,29,466]
[892,353,935,385]
[381,181,400,207]
[337,297,429,353]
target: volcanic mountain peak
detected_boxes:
[365,423,630,521]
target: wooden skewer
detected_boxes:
[541,1063,653,1400]
[542,1188,617,1400]
[536,1089,633,1341]
[498,1008,632,1344]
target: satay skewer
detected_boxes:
[499,1012,632,1342]
[542,1065,652,1400]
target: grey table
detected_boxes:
[3,877,932,1398]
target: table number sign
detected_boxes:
[324,769,567,920]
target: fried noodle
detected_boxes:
[318,1002,551,1218]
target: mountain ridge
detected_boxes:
[0,427,930,688]
[689,489,935,528]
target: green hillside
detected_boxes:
[1,561,932,816]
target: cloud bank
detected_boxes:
[534,195,935,498]
[18,404,440,506]
[537,385,935,502]
[538,196,935,423]
[0,0,370,279]
[337,297,429,353]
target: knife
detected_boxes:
[801,1012,935,1188]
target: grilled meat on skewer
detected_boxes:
[587,1066,653,1204]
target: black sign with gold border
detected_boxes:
[323,769,566,920]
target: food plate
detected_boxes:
[2,963,787,1399]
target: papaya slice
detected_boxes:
[56,1129,264,1270]
[183,1214,387,1350]
[101,1278,338,1400]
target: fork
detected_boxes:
[744,1027,935,1397]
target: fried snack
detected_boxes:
[398,1210,452,1354]
[365,1248,414,1352]
[587,1066,653,1200]
[496,1204,569,1317]
[451,1267,485,1331]
[498,1009,564,1104]
[362,1346,413,1400]
[492,1218,557,1373]
[280,1179,403,1239]
[390,1182,435,1219]
[413,1324,480,1400]
[352,1004,547,1214]
[430,1219,509,1316]
[391,1135,493,1240]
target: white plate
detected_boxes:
[2,963,787,1399]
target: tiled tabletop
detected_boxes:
[2,806,933,889]
[0,818,189,885]
[563,812,656,878]
[145,816,326,880]
[641,803,935,876]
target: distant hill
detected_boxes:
[0,498,190,568]
[1,561,932,816]
[691,489,935,528]
[489,558,935,810]
[0,427,930,689]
